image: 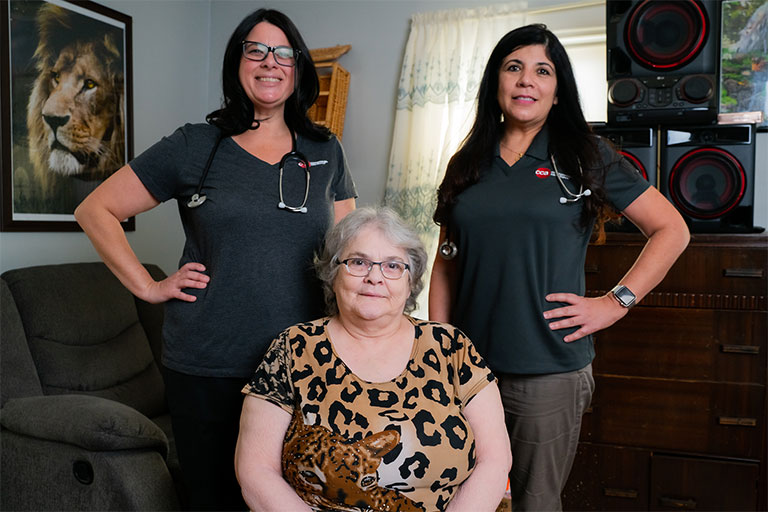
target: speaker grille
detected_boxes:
[626,0,709,70]
[668,148,746,219]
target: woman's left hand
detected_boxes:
[543,293,627,342]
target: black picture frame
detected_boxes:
[0,0,133,231]
[720,0,768,130]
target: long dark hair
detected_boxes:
[205,9,330,141]
[434,24,613,236]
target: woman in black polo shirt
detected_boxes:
[429,24,689,511]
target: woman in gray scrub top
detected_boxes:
[429,24,689,512]
[75,9,356,510]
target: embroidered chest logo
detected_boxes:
[535,167,572,180]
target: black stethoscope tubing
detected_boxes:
[186,128,311,213]
[186,132,223,208]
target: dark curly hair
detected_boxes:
[434,24,615,240]
[206,8,330,141]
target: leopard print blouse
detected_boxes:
[242,316,495,512]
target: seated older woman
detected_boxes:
[235,206,512,511]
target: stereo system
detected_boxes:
[660,124,755,233]
[602,0,761,233]
[606,0,720,125]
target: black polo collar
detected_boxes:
[495,125,550,162]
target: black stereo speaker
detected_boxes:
[606,0,720,126]
[592,124,657,232]
[661,124,756,233]
[592,125,657,187]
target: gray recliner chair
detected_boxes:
[1,262,182,511]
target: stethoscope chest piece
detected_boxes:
[439,223,459,260]
[187,193,207,208]
[439,239,458,260]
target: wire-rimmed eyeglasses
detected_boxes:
[337,258,410,280]
[242,41,300,67]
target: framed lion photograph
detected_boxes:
[0,0,133,231]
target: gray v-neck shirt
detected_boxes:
[131,123,357,377]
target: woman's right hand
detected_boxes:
[76,166,210,305]
[143,262,209,304]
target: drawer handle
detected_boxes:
[718,416,757,427]
[720,344,760,355]
[659,496,696,509]
[723,268,764,278]
[585,264,599,274]
[604,487,638,499]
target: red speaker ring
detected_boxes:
[620,150,649,181]
[668,147,746,219]
[626,0,707,70]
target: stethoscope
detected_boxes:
[438,153,592,260]
[186,128,311,213]
[439,225,459,260]
[550,154,591,204]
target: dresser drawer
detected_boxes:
[593,309,766,384]
[563,442,650,511]
[650,454,758,511]
[581,376,765,459]
[585,234,767,304]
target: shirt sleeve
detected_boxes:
[241,328,295,414]
[433,323,495,408]
[129,125,192,202]
[330,137,358,201]
[597,137,651,211]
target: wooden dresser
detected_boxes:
[563,232,768,511]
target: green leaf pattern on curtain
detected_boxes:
[384,3,527,316]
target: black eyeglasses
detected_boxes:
[337,258,410,280]
[242,41,300,67]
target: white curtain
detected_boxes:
[384,3,528,317]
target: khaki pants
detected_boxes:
[497,364,594,511]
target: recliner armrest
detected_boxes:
[0,394,169,459]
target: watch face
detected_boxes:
[614,285,636,307]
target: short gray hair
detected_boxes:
[315,206,428,316]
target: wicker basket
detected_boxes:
[309,44,351,65]
[307,46,351,140]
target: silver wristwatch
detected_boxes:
[611,284,636,308]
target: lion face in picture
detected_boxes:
[26,4,125,196]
